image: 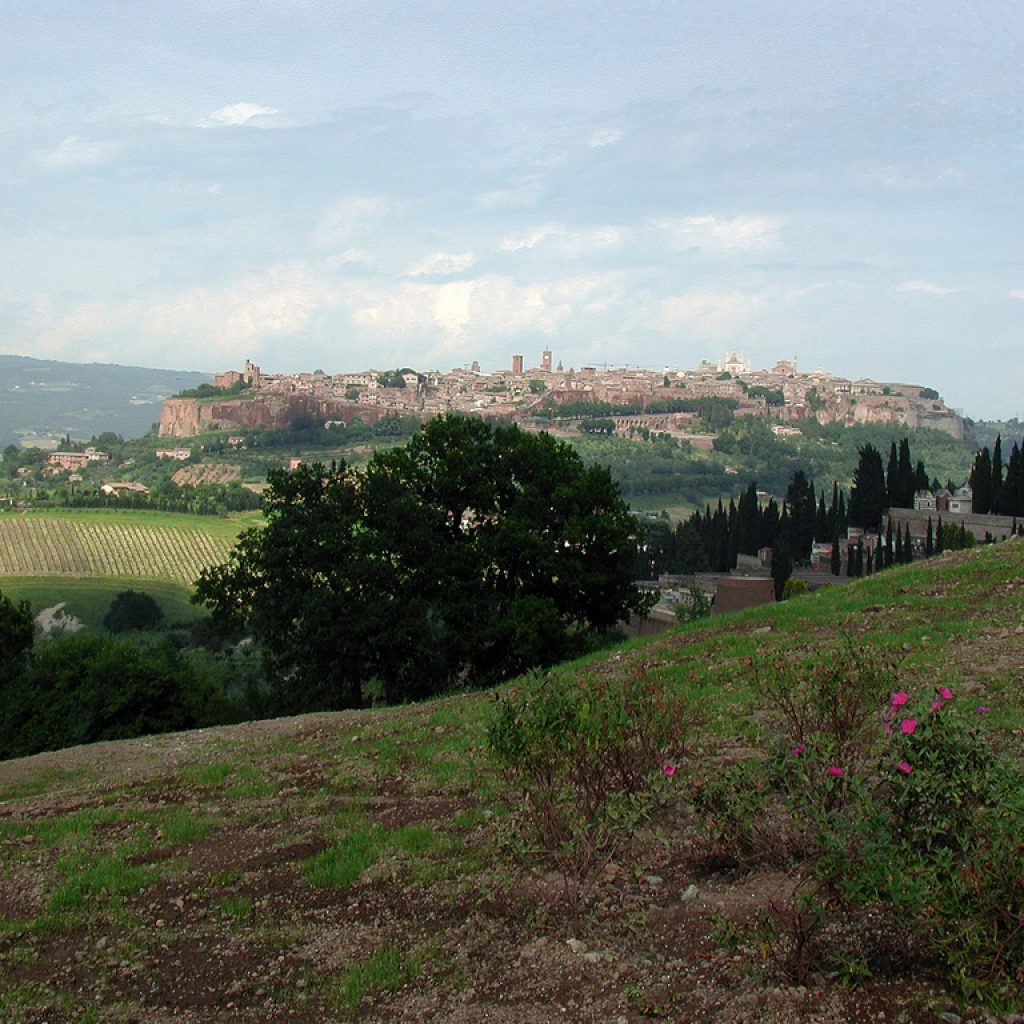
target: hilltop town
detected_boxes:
[158,352,967,440]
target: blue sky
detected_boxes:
[1,1,1021,418]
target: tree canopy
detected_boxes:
[194,415,653,711]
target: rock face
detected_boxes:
[157,396,385,437]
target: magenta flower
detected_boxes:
[891,691,909,708]
[937,686,953,700]
[827,765,844,777]
[900,719,918,734]
[791,744,806,756]
[931,700,945,712]
[976,706,991,714]
[898,761,912,774]
[662,763,677,778]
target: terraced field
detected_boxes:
[0,509,245,585]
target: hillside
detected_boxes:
[2,541,1023,1022]
[0,355,211,448]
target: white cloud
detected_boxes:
[200,102,281,127]
[325,250,373,270]
[873,166,966,190]
[475,183,541,210]
[659,289,769,338]
[349,271,634,347]
[896,280,961,296]
[37,264,340,365]
[500,224,624,255]
[314,196,396,245]
[654,215,784,255]
[1010,289,1024,301]
[404,252,476,277]
[589,127,623,147]
[35,135,122,169]
[500,224,565,251]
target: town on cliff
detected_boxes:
[158,351,966,441]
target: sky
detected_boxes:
[1,1,1021,419]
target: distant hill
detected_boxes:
[0,354,211,448]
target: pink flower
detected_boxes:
[883,725,893,735]
[937,686,953,700]
[931,700,945,712]
[791,744,806,756]
[662,763,677,777]
[827,765,844,777]
[976,706,991,714]
[891,691,909,708]
[898,761,912,774]
[900,719,918,734]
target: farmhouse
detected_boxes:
[46,448,109,471]
[100,482,150,497]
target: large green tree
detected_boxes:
[194,415,652,711]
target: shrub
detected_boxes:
[488,667,689,886]
[709,654,1024,1008]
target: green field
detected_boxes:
[0,576,204,631]
[0,508,247,586]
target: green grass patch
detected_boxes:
[391,824,437,855]
[219,895,254,921]
[146,806,212,847]
[48,854,154,916]
[302,825,384,889]
[180,761,235,787]
[328,945,419,1015]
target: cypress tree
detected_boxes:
[726,498,739,569]
[971,448,992,515]
[992,435,1004,514]
[925,516,934,557]
[886,442,899,508]
[781,470,816,563]
[903,523,913,563]
[865,545,874,575]
[914,459,929,495]
[1004,442,1024,518]
[959,522,967,549]
[894,524,904,564]
[849,444,887,529]
[815,492,829,542]
[762,497,782,548]
[897,438,914,508]
[735,482,761,557]
[830,528,841,575]
[885,519,894,568]
[936,515,944,554]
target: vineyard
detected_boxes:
[0,509,242,585]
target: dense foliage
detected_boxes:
[195,415,653,712]
[103,589,164,633]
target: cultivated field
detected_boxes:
[0,509,244,586]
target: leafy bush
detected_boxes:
[700,651,1024,1007]
[0,635,220,758]
[488,667,689,886]
[103,589,164,632]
